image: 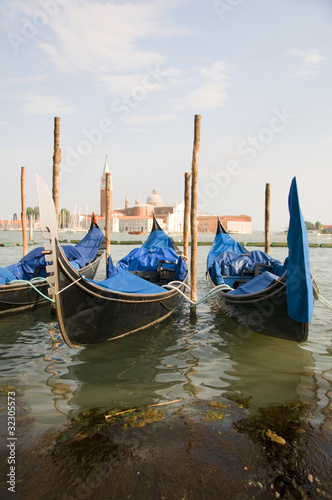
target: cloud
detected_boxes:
[173,61,230,110]
[99,72,162,95]
[174,83,228,110]
[124,114,178,125]
[7,0,190,75]
[289,48,326,77]
[0,75,48,84]
[22,94,74,115]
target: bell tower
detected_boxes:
[100,155,112,217]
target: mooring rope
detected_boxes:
[162,281,233,307]
[54,277,83,296]
[318,294,332,311]
[7,276,83,303]
[8,279,55,303]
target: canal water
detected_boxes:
[0,230,331,437]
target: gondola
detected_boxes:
[37,176,188,348]
[207,177,318,342]
[0,214,104,318]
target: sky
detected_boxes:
[0,0,331,232]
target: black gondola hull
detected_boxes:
[55,243,186,347]
[208,274,309,342]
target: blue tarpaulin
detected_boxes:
[65,226,104,267]
[228,271,279,296]
[106,228,187,282]
[87,269,164,295]
[115,247,186,281]
[208,249,284,284]
[286,177,313,323]
[4,224,103,282]
[143,229,175,251]
[0,267,17,285]
[207,232,246,270]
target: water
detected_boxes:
[0,231,331,437]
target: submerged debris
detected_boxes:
[266,428,286,445]
[202,410,224,422]
[122,408,164,429]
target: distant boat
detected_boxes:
[128,230,146,235]
[206,178,319,342]
[0,214,104,318]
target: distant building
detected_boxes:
[116,188,184,233]
[98,161,251,234]
[118,216,164,233]
[197,214,252,234]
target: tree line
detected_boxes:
[23,207,70,229]
[305,221,331,234]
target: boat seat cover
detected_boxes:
[5,226,103,281]
[88,269,164,295]
[209,260,224,285]
[207,232,246,270]
[209,250,283,278]
[0,267,17,284]
[114,247,187,281]
[69,226,104,266]
[143,229,176,251]
[227,271,279,296]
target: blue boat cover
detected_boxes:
[286,177,313,323]
[143,229,175,251]
[4,225,103,281]
[87,269,164,295]
[0,267,17,285]
[228,271,279,296]
[207,232,246,270]
[208,249,284,284]
[106,229,187,282]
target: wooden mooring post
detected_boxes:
[183,172,191,260]
[265,183,270,254]
[52,117,61,227]
[105,172,112,268]
[190,115,201,318]
[21,166,27,256]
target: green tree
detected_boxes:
[305,221,315,231]
[315,221,322,231]
[60,208,70,228]
[26,206,39,218]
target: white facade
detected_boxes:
[110,215,119,232]
[163,202,184,233]
[226,220,252,234]
[118,217,164,233]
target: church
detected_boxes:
[99,157,184,233]
[99,157,251,234]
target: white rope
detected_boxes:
[162,281,233,307]
[318,294,332,311]
[162,283,196,304]
[54,276,83,295]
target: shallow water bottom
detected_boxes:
[1,394,331,500]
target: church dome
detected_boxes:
[147,188,162,206]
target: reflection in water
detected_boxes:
[0,243,331,433]
[64,300,317,422]
[43,326,74,415]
